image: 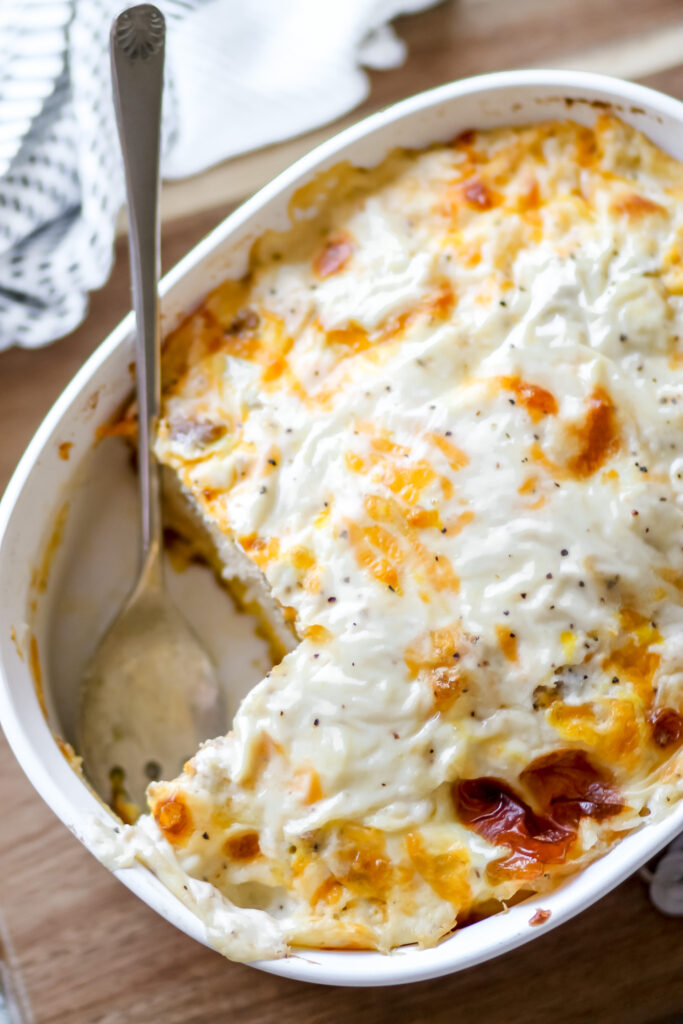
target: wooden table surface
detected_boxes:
[3,1,683,1021]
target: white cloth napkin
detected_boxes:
[0,0,437,349]
[642,832,683,916]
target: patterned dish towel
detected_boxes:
[0,0,436,348]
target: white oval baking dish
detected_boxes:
[2,69,683,988]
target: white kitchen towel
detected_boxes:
[642,832,683,917]
[0,0,438,349]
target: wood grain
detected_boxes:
[2,1,683,1020]
[160,0,683,222]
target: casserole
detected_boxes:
[2,69,683,986]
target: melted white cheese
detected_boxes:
[93,116,683,960]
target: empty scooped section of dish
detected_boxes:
[38,434,280,772]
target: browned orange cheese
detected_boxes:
[566,386,621,479]
[405,831,471,908]
[313,233,353,279]
[499,376,558,422]
[405,624,470,711]
[224,832,261,861]
[531,386,620,481]
[495,624,518,663]
[154,796,192,843]
[611,192,666,218]
[462,179,499,210]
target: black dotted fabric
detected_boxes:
[0,0,192,349]
[0,0,417,349]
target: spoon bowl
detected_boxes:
[79,559,225,811]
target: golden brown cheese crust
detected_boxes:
[135,115,683,959]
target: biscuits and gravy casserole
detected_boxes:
[98,114,683,961]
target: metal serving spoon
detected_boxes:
[79,4,225,816]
